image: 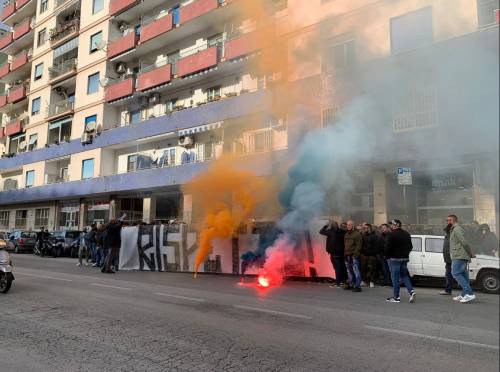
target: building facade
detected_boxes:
[0,0,498,234]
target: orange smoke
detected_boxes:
[183,156,269,275]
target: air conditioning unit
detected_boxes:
[178,135,194,147]
[81,132,93,144]
[149,93,160,105]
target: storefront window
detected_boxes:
[86,200,109,226]
[59,203,79,230]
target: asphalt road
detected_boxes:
[1,254,498,372]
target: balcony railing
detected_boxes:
[4,118,24,136]
[0,63,10,79]
[137,61,172,91]
[108,31,137,59]
[49,19,80,47]
[16,0,31,9]
[109,0,140,17]
[7,84,28,103]
[49,58,77,82]
[10,49,31,71]
[1,2,16,21]
[177,46,219,77]
[47,99,74,118]
[105,77,135,102]
[13,17,32,40]
[0,95,7,108]
[0,33,14,50]
[139,13,173,44]
[179,0,219,25]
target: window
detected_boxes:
[25,170,35,188]
[130,109,141,124]
[322,106,340,127]
[89,31,102,53]
[425,238,444,253]
[322,39,356,72]
[390,7,433,54]
[34,63,44,81]
[40,0,48,13]
[34,208,50,228]
[393,85,438,132]
[92,0,104,14]
[28,134,38,151]
[31,97,41,116]
[207,86,221,101]
[38,28,47,47]
[477,0,500,27]
[82,159,94,179]
[87,72,100,94]
[0,211,9,229]
[165,98,177,113]
[85,115,97,132]
[8,134,26,154]
[15,210,27,229]
[127,155,138,172]
[48,117,72,144]
[411,237,422,252]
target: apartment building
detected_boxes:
[0,0,498,233]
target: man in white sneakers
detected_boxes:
[448,215,476,303]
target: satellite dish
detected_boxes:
[99,77,110,87]
[96,40,107,50]
[18,141,27,150]
[85,121,97,133]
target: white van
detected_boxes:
[408,235,499,294]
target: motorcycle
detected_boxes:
[34,240,53,257]
[0,240,14,293]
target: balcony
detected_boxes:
[108,32,137,59]
[177,46,218,77]
[46,99,75,120]
[139,14,173,44]
[4,119,23,136]
[1,3,16,22]
[105,77,135,102]
[180,0,219,25]
[10,49,30,71]
[48,58,77,84]
[50,19,80,49]
[7,85,27,103]
[109,0,140,17]
[225,31,261,61]
[0,127,4,139]
[13,17,31,40]
[0,33,14,51]
[16,0,31,8]
[0,63,10,79]
[137,62,172,92]
[0,95,7,109]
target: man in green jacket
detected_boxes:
[344,220,363,292]
[449,215,476,303]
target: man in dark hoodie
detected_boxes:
[320,220,347,288]
[102,214,126,274]
[361,223,379,288]
[440,217,454,295]
[385,219,416,303]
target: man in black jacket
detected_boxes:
[385,219,416,303]
[102,214,126,274]
[440,218,454,295]
[320,220,347,288]
[361,223,379,288]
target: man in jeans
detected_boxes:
[385,219,416,303]
[439,218,454,295]
[344,220,363,292]
[449,215,476,303]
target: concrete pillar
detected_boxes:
[109,196,117,220]
[182,194,193,224]
[78,200,86,230]
[143,196,157,224]
[373,171,388,226]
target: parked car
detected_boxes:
[46,231,81,257]
[6,231,38,253]
[409,235,500,294]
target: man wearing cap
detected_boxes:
[385,219,416,303]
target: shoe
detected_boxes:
[460,294,476,303]
[409,291,416,303]
[386,297,401,303]
[370,282,375,288]
[343,285,353,290]
[352,287,362,292]
[453,295,463,302]
[76,263,81,267]
[329,285,337,289]
[439,291,452,295]
[361,281,366,287]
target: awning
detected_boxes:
[54,37,79,58]
[49,116,72,130]
[178,121,223,136]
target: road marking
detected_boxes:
[90,283,132,291]
[153,292,206,302]
[16,272,73,282]
[234,305,312,320]
[366,326,499,351]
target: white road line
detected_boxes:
[16,272,73,282]
[234,305,312,320]
[153,292,206,302]
[366,326,499,351]
[90,283,132,291]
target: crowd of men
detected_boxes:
[319,215,496,304]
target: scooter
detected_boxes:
[0,241,14,294]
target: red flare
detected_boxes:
[258,275,270,288]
